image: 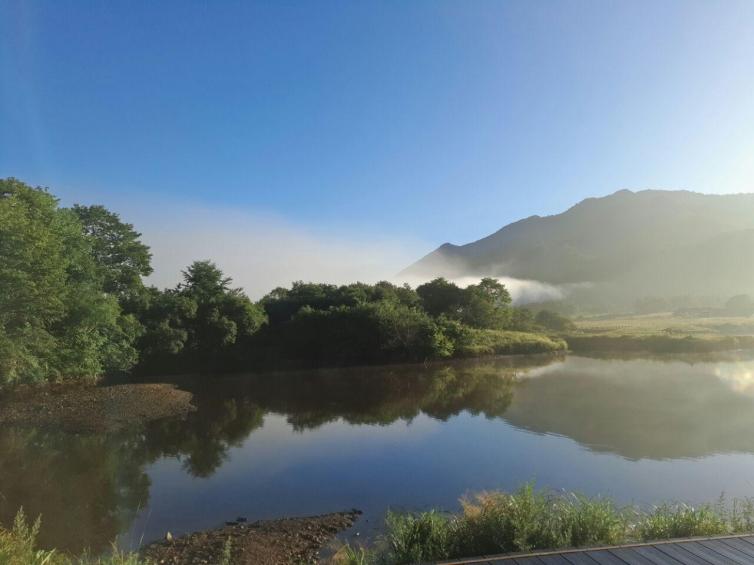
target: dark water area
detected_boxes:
[4,353,754,553]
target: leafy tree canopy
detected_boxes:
[72,204,152,308]
[0,179,138,384]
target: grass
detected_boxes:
[219,537,232,565]
[335,485,754,565]
[0,509,149,565]
[455,329,567,357]
[566,313,754,354]
[573,313,754,337]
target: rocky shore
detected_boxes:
[142,510,362,565]
[0,382,195,433]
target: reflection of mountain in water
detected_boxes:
[502,356,754,460]
[5,353,754,552]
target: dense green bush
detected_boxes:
[250,300,451,367]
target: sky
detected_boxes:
[2,1,754,294]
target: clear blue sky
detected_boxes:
[2,0,754,247]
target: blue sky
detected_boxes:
[2,1,754,290]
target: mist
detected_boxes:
[134,203,566,303]
[397,274,569,305]
[140,205,422,299]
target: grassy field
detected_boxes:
[566,313,754,354]
[574,313,754,337]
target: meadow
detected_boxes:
[567,313,754,354]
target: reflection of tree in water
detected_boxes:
[0,356,551,553]
[228,357,547,431]
[143,396,265,477]
[0,427,149,553]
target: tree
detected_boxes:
[416,278,465,318]
[460,277,512,329]
[534,310,575,332]
[181,262,267,358]
[0,179,137,384]
[72,204,152,305]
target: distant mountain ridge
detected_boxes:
[402,189,754,302]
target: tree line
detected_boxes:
[0,179,568,385]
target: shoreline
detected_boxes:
[3,340,754,432]
[0,382,195,433]
[141,510,361,565]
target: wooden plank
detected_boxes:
[562,551,600,565]
[677,541,743,565]
[738,536,754,549]
[650,543,713,565]
[699,539,754,563]
[632,545,685,564]
[723,538,754,558]
[584,550,628,565]
[537,555,573,565]
[446,535,754,564]
[607,548,656,565]
[512,557,545,565]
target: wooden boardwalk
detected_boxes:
[436,534,754,564]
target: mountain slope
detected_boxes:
[403,189,754,300]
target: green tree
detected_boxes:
[71,204,152,309]
[534,310,575,332]
[416,278,465,318]
[136,287,197,369]
[180,261,266,370]
[0,179,136,384]
[460,277,512,329]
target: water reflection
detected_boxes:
[0,428,149,553]
[4,353,754,552]
[503,356,754,460]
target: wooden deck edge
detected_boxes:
[432,532,754,564]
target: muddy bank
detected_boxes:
[143,510,361,565]
[0,383,194,433]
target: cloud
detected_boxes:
[138,205,424,299]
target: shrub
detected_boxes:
[383,510,456,563]
[637,501,747,541]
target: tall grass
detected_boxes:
[455,329,567,357]
[0,509,149,565]
[332,543,372,565]
[336,486,754,565]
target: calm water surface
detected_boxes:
[4,353,754,553]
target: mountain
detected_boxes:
[402,189,754,303]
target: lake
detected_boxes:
[4,353,754,554]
